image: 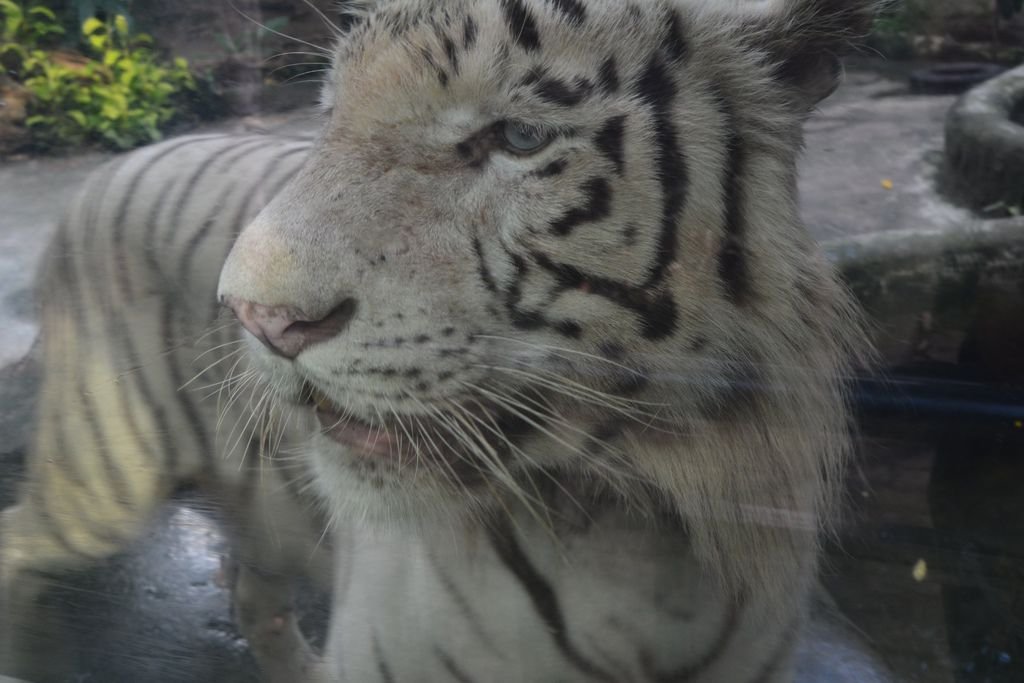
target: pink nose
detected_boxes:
[223,296,357,359]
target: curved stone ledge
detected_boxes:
[828,217,1024,364]
[944,64,1024,210]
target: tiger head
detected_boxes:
[218,0,871,593]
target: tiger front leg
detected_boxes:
[217,455,335,683]
[228,560,328,682]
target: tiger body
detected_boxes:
[2,0,874,681]
[1,135,328,679]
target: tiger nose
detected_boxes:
[222,296,358,359]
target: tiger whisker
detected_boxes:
[474,364,672,428]
[476,334,649,380]
[227,0,333,56]
[226,380,276,467]
[406,394,492,495]
[263,50,332,63]
[438,400,545,514]
[280,70,332,85]
[300,0,344,39]
[460,381,644,488]
[456,398,573,533]
[217,370,266,462]
[182,346,248,391]
[191,318,240,345]
[266,63,333,78]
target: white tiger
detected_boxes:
[2,0,875,681]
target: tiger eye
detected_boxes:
[499,121,552,154]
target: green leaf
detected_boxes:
[68,110,87,126]
[83,17,104,36]
[27,6,57,21]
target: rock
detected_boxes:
[0,75,30,157]
[944,64,1024,211]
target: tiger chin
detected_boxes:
[1,0,876,681]
[217,0,874,680]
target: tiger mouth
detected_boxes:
[308,388,400,458]
[302,385,532,465]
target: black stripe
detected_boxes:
[140,182,174,278]
[463,15,477,49]
[69,140,193,480]
[500,249,581,337]
[555,320,582,338]
[597,56,619,94]
[433,568,503,656]
[503,252,545,330]
[663,9,689,62]
[594,115,626,175]
[209,148,307,322]
[162,298,213,465]
[472,237,499,293]
[47,399,86,490]
[713,90,751,305]
[419,47,450,87]
[442,33,459,72]
[549,178,612,236]
[531,252,678,340]
[373,632,396,683]
[634,57,687,293]
[113,135,227,302]
[77,374,135,506]
[488,519,614,681]
[38,410,132,552]
[547,0,586,24]
[114,319,179,475]
[27,480,96,560]
[499,0,541,51]
[162,138,267,247]
[532,158,567,178]
[74,156,126,311]
[178,145,308,286]
[56,197,177,478]
[434,646,477,683]
[535,77,588,106]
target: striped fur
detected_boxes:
[4,0,873,681]
[0,134,328,681]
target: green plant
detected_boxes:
[19,14,194,150]
[0,1,64,70]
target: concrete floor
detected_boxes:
[0,63,1020,682]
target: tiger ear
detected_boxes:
[749,0,878,111]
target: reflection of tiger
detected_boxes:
[4,0,874,681]
[0,134,330,681]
